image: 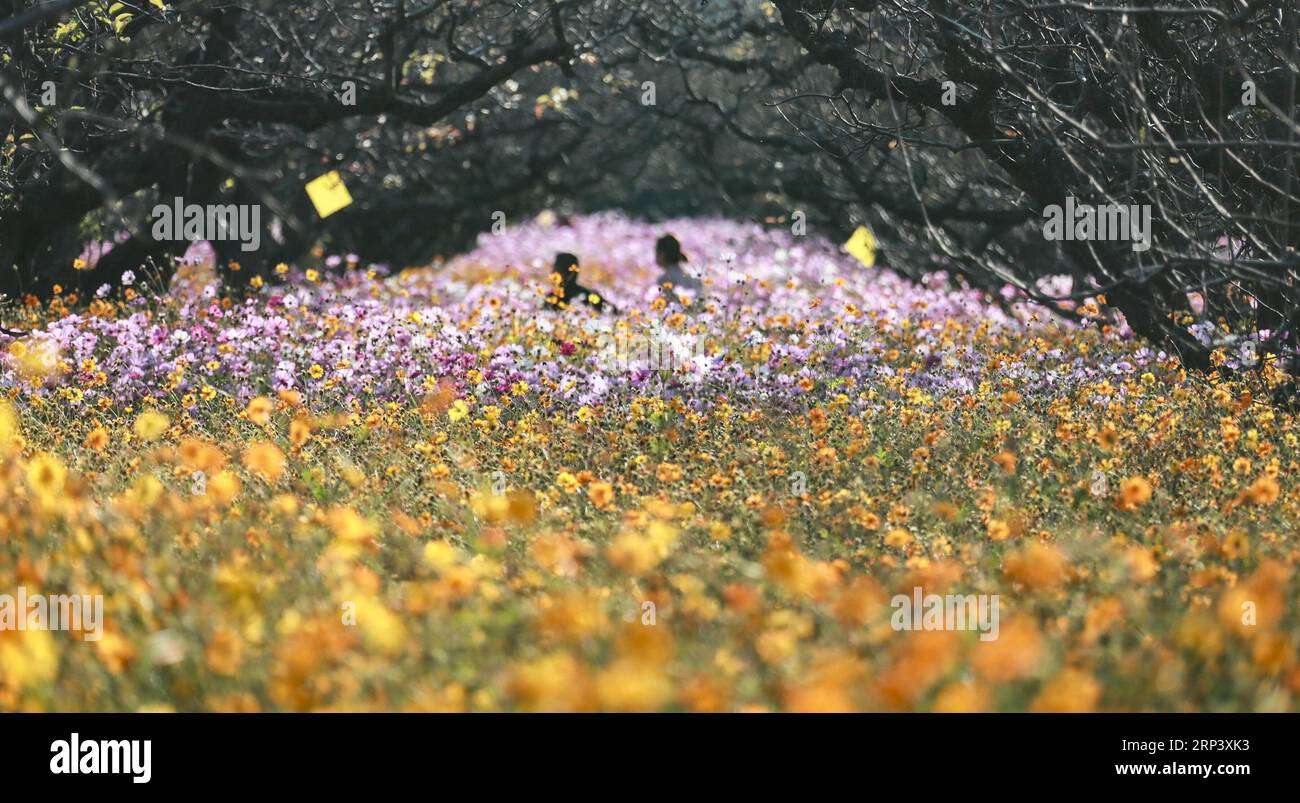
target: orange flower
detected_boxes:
[1004,543,1068,590]
[832,576,885,626]
[883,528,912,548]
[205,628,245,676]
[1246,475,1280,506]
[1096,424,1120,450]
[875,630,959,709]
[1117,476,1152,509]
[991,451,1017,475]
[288,417,312,448]
[931,681,991,713]
[656,462,683,482]
[84,426,109,451]
[782,651,865,712]
[587,481,615,509]
[243,441,285,483]
[973,618,1044,683]
[1031,667,1101,712]
[1124,546,1158,582]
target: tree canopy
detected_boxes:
[2,0,1298,377]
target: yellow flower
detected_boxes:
[0,400,15,447]
[127,474,164,507]
[506,490,538,525]
[132,410,169,441]
[986,518,1011,541]
[595,660,673,712]
[607,532,663,575]
[507,653,591,712]
[246,396,275,426]
[351,596,407,656]
[556,471,580,493]
[329,506,379,544]
[26,452,67,499]
[423,540,460,572]
[0,627,59,690]
[206,471,241,507]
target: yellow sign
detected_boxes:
[844,225,877,268]
[305,171,354,219]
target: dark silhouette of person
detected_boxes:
[654,234,702,293]
[548,252,616,313]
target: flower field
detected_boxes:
[1,213,1296,712]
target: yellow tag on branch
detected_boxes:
[844,225,877,268]
[305,171,354,219]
